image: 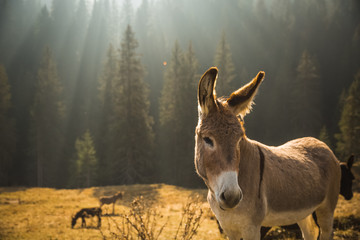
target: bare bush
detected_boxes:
[100,196,203,240]
[174,196,204,240]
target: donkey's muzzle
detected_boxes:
[219,188,242,209]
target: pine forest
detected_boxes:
[0,0,359,188]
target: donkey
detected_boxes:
[194,67,341,240]
[99,191,123,214]
[71,207,102,228]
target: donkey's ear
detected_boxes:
[227,71,265,117]
[198,67,218,116]
[347,155,354,169]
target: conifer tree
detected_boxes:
[67,0,112,153]
[319,125,331,148]
[159,41,199,186]
[114,25,154,184]
[213,31,236,97]
[159,41,184,184]
[292,50,322,137]
[336,70,360,158]
[159,41,183,127]
[177,42,199,186]
[74,129,97,187]
[97,44,119,185]
[30,47,65,187]
[0,65,16,186]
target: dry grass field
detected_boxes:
[0,183,359,240]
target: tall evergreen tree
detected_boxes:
[66,0,112,167]
[335,70,360,158]
[113,25,154,184]
[319,125,331,148]
[292,50,322,137]
[29,47,65,187]
[213,31,236,97]
[73,129,97,188]
[0,65,16,186]
[158,41,183,184]
[159,41,199,186]
[97,44,119,185]
[177,42,200,186]
[159,41,183,127]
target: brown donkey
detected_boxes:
[194,67,341,240]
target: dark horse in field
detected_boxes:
[339,155,355,200]
[71,207,102,228]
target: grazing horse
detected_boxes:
[99,191,123,214]
[194,67,341,240]
[71,207,102,228]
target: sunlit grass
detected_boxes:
[0,184,222,239]
[0,185,359,239]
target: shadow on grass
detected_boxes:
[72,226,101,230]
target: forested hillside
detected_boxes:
[0,0,359,188]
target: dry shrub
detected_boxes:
[174,196,203,240]
[100,196,203,240]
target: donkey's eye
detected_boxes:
[203,137,214,147]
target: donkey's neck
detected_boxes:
[238,137,266,199]
[239,137,266,163]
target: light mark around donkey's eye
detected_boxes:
[203,137,214,147]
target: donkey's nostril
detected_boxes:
[220,191,226,201]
